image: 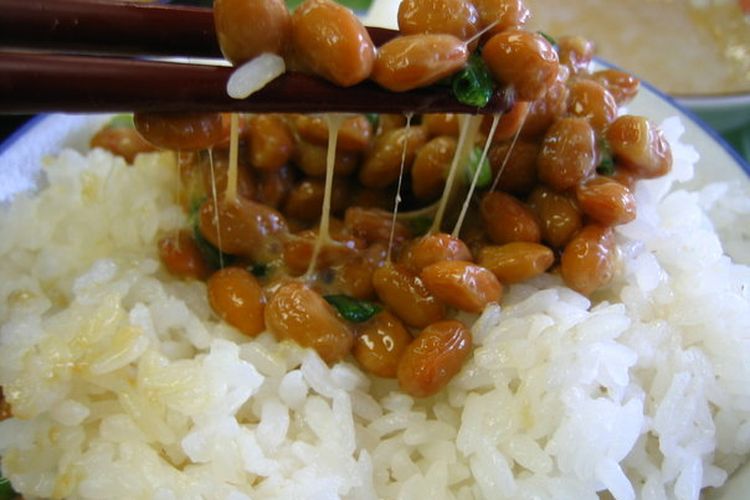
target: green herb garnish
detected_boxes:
[596,139,616,176]
[324,294,382,323]
[451,54,494,108]
[464,146,492,188]
[285,0,372,11]
[365,113,380,131]
[108,114,135,129]
[0,475,16,500]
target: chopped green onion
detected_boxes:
[597,139,616,176]
[324,294,382,323]
[451,54,494,108]
[285,0,372,11]
[189,197,234,269]
[0,475,16,500]
[365,113,380,131]
[407,216,433,236]
[464,146,492,188]
[108,114,135,129]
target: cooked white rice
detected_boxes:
[0,117,749,499]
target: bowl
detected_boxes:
[1,66,750,498]
[516,0,750,136]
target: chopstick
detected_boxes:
[0,0,398,58]
[0,50,512,114]
[0,0,509,115]
[0,0,220,58]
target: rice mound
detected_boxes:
[1,118,750,499]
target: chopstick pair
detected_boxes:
[0,0,505,115]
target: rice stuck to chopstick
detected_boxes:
[0,117,750,499]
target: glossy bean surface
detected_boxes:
[290,0,375,86]
[294,114,373,152]
[353,311,412,378]
[606,115,673,179]
[397,320,472,398]
[373,264,445,328]
[214,0,291,64]
[567,79,618,133]
[421,260,503,313]
[372,34,469,92]
[400,232,472,271]
[265,282,353,363]
[478,242,554,284]
[528,185,582,248]
[134,112,227,151]
[198,197,288,259]
[359,126,429,188]
[560,224,616,295]
[480,191,541,244]
[575,176,637,226]
[207,267,266,337]
[247,114,294,171]
[473,0,530,37]
[398,0,481,43]
[488,140,539,196]
[482,30,559,101]
[537,117,597,191]
[411,136,457,201]
[158,230,213,280]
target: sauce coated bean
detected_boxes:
[265,282,354,363]
[371,34,469,92]
[567,79,618,134]
[421,260,503,313]
[397,320,472,397]
[207,267,266,337]
[214,0,290,64]
[487,140,539,196]
[373,264,445,328]
[353,310,412,378]
[478,242,554,284]
[557,35,595,76]
[575,176,637,226]
[294,114,373,152]
[293,140,359,177]
[528,185,582,248]
[560,224,616,295]
[134,112,227,151]
[482,30,559,101]
[480,191,541,244]
[591,69,640,106]
[158,230,213,280]
[606,115,673,179]
[422,114,460,137]
[398,0,481,45]
[345,207,412,245]
[198,197,288,259]
[247,115,294,171]
[290,0,376,87]
[359,126,429,188]
[411,136,457,201]
[473,0,530,37]
[537,117,597,191]
[400,232,472,271]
